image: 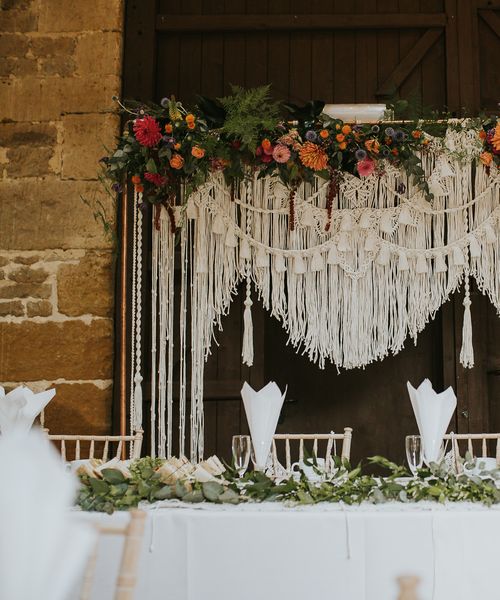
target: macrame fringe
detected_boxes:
[145,126,499,460]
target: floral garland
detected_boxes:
[77,455,500,514]
[101,86,500,219]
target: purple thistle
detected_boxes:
[305,130,318,142]
[355,148,367,161]
[384,127,395,137]
[381,147,391,157]
[111,182,122,193]
[394,130,405,143]
[371,125,380,133]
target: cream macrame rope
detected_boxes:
[146,128,499,460]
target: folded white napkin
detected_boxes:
[0,430,95,600]
[0,385,56,435]
[241,381,286,470]
[407,379,457,465]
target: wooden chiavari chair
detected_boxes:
[271,428,353,476]
[45,429,143,462]
[80,509,146,600]
[443,432,500,472]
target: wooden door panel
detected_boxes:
[121,0,500,459]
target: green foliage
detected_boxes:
[217,84,281,151]
[76,455,500,514]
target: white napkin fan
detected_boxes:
[407,379,457,465]
[0,385,56,435]
[241,381,286,470]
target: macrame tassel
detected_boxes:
[359,211,371,229]
[364,233,377,252]
[242,296,254,367]
[416,254,428,274]
[337,231,351,252]
[133,373,143,430]
[435,253,448,273]
[327,244,340,265]
[398,206,413,225]
[484,222,497,244]
[460,276,474,368]
[340,212,354,231]
[274,253,287,273]
[294,255,307,274]
[379,212,394,233]
[376,245,391,266]
[240,237,251,260]
[301,206,314,227]
[311,251,324,272]
[186,199,198,220]
[452,245,465,266]
[225,226,238,248]
[212,212,225,234]
[469,236,482,258]
[256,247,269,267]
[398,251,409,271]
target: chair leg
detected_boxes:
[114,510,147,600]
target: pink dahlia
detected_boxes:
[357,158,375,177]
[133,116,162,147]
[272,144,291,163]
[144,172,167,186]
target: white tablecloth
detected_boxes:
[75,502,500,600]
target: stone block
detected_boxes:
[74,31,121,77]
[58,251,114,317]
[26,299,52,317]
[39,55,75,77]
[0,257,8,268]
[62,113,120,180]
[0,300,24,317]
[44,383,112,436]
[38,0,123,33]
[0,319,113,380]
[0,56,37,77]
[0,282,51,299]
[0,75,120,121]
[30,35,76,57]
[8,265,48,284]
[0,5,37,32]
[6,145,55,178]
[0,122,57,146]
[0,33,29,56]
[13,255,40,265]
[0,179,115,250]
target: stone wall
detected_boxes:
[0,0,123,435]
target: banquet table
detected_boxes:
[74,501,500,600]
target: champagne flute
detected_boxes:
[232,435,251,478]
[405,435,423,476]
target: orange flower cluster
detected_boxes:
[131,174,143,193]
[299,141,328,171]
[191,146,205,159]
[170,154,184,169]
[186,113,196,130]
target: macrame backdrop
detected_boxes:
[130,124,500,461]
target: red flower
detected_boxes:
[144,172,167,186]
[357,159,375,177]
[133,116,162,147]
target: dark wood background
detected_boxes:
[120,0,500,464]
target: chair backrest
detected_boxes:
[443,433,500,469]
[271,428,353,475]
[80,509,146,600]
[46,429,143,462]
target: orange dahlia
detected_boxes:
[480,151,493,166]
[299,142,328,171]
[492,123,500,152]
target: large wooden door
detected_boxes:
[122,0,500,463]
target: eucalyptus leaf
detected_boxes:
[202,481,224,502]
[102,469,126,484]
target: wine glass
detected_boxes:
[405,435,423,476]
[232,435,251,478]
